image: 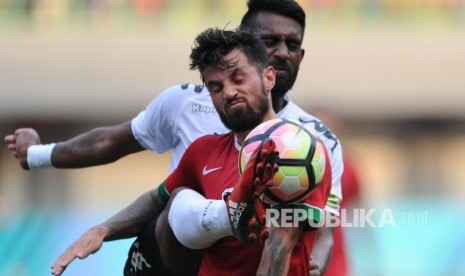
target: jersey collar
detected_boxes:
[234,135,242,152]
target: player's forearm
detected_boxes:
[52,129,118,168]
[51,123,144,168]
[101,189,162,241]
[311,215,335,274]
[257,235,290,276]
[257,225,303,276]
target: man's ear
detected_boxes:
[263,66,276,93]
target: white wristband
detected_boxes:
[27,143,56,169]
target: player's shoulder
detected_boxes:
[283,99,341,153]
[189,133,233,152]
[162,83,207,96]
[149,83,210,110]
[283,101,330,132]
[193,132,232,144]
[279,98,313,123]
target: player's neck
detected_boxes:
[272,95,287,113]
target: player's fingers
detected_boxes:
[263,163,274,182]
[53,243,87,271]
[51,265,64,276]
[55,251,76,267]
[260,228,269,241]
[263,152,278,181]
[308,270,321,276]
[255,163,264,179]
[248,216,258,231]
[247,233,258,244]
[51,262,69,276]
[271,153,279,174]
[6,143,17,152]
[51,254,75,276]
[4,134,15,143]
[308,260,321,276]
[6,145,20,159]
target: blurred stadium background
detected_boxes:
[1,0,465,275]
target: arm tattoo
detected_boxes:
[267,235,286,276]
[103,191,160,241]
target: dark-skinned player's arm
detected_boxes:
[310,156,342,275]
[51,188,165,276]
[308,122,343,275]
[309,215,335,275]
[4,121,144,170]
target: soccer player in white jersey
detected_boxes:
[4,0,343,275]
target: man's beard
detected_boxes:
[270,62,299,98]
[218,88,270,132]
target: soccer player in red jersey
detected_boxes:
[52,27,332,276]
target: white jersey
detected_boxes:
[132,83,343,215]
[131,83,229,171]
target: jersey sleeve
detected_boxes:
[163,138,202,195]
[324,140,343,217]
[131,84,185,154]
[304,116,344,217]
[292,114,344,217]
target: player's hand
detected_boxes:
[226,138,278,244]
[51,226,108,276]
[4,128,41,170]
[309,257,322,276]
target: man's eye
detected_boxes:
[233,79,244,84]
[262,39,275,46]
[209,86,222,94]
[287,43,300,51]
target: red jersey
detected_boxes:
[164,133,332,276]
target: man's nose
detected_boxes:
[272,41,290,60]
[223,85,237,99]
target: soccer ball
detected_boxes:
[239,118,327,205]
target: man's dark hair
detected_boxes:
[240,0,306,36]
[190,28,268,80]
